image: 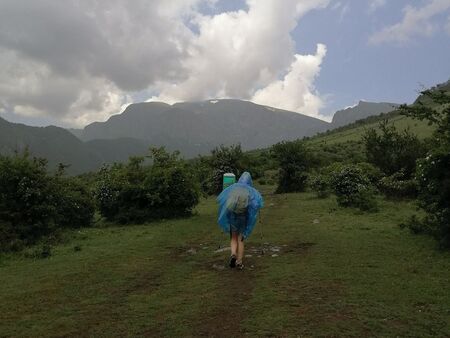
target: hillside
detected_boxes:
[0,86,443,174]
[308,111,434,147]
[0,117,150,174]
[80,99,331,157]
[305,82,450,148]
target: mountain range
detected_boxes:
[1,99,399,174]
[331,101,399,128]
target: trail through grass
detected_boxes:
[1,188,450,337]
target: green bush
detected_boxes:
[196,144,247,195]
[355,162,383,185]
[271,140,313,193]
[309,174,330,198]
[378,171,418,199]
[415,150,450,247]
[95,148,200,223]
[0,154,57,251]
[55,177,95,229]
[330,165,378,211]
[363,120,425,178]
[0,152,95,252]
[400,89,450,248]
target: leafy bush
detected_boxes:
[414,150,450,247]
[355,162,383,185]
[378,171,418,199]
[55,177,95,229]
[363,120,425,178]
[0,154,57,251]
[330,165,378,211]
[309,174,330,198]
[271,140,313,193]
[95,148,200,223]
[197,144,248,195]
[400,88,450,248]
[0,152,95,252]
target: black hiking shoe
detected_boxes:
[229,255,237,268]
[236,263,244,270]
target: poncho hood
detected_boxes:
[238,171,253,186]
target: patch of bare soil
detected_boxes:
[195,258,258,337]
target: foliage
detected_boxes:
[310,140,366,167]
[95,148,200,223]
[271,140,313,193]
[330,165,378,211]
[0,152,95,252]
[414,150,450,247]
[54,176,95,229]
[0,153,55,251]
[355,162,383,185]
[378,171,418,199]
[196,144,248,195]
[363,120,425,178]
[400,89,450,248]
[309,174,331,198]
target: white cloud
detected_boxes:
[339,2,350,22]
[252,44,328,120]
[0,0,331,126]
[150,0,330,118]
[369,0,450,45]
[446,15,450,35]
[331,2,342,11]
[368,0,386,13]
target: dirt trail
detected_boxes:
[194,190,280,337]
[195,261,258,337]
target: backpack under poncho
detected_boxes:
[225,187,249,214]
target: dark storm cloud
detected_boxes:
[0,0,190,91]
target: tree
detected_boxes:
[206,144,247,195]
[363,120,425,178]
[271,140,313,193]
[400,89,450,248]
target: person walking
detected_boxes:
[217,172,263,269]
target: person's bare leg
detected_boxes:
[229,232,238,267]
[230,232,238,256]
[236,235,245,265]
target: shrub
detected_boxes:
[363,120,425,178]
[197,144,247,195]
[271,140,313,193]
[414,150,450,247]
[309,174,330,198]
[355,162,383,185]
[401,88,450,248]
[95,148,200,223]
[378,171,418,199]
[0,154,58,251]
[55,177,95,229]
[0,152,95,252]
[330,165,378,211]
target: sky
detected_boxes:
[0,0,449,128]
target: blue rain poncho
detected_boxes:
[217,172,264,239]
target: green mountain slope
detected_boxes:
[81,99,331,157]
[0,117,150,174]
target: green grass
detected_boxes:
[1,188,450,337]
[308,114,434,147]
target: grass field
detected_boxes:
[307,114,434,147]
[1,187,450,337]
